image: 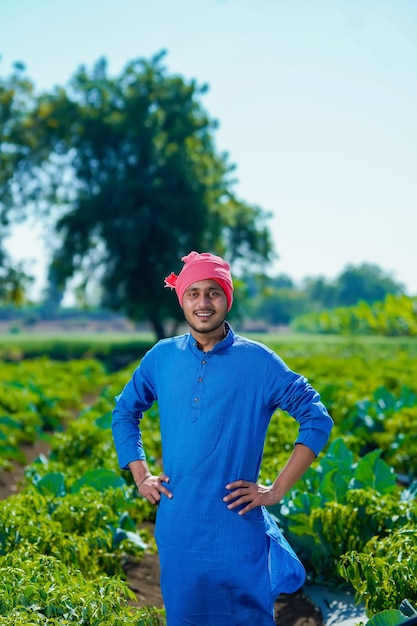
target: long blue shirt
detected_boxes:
[112,326,333,625]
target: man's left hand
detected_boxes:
[223,480,281,515]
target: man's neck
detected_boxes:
[191,323,227,352]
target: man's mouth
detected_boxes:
[195,311,214,317]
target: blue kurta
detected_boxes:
[112,325,333,625]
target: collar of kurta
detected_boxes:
[187,322,234,358]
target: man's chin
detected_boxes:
[191,324,217,334]
[187,319,225,335]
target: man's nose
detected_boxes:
[197,293,211,307]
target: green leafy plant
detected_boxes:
[0,486,151,577]
[291,294,417,337]
[0,548,165,624]
[0,357,107,468]
[362,611,411,626]
[338,525,417,614]
[269,438,398,580]
[339,387,417,478]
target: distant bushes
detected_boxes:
[291,294,417,336]
[0,336,154,370]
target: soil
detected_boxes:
[0,439,51,499]
[0,440,324,626]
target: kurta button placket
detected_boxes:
[191,358,207,422]
[200,360,206,384]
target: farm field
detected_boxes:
[0,333,416,625]
[0,331,156,344]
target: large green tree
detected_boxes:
[0,63,37,305]
[334,263,403,306]
[0,246,32,305]
[1,62,33,220]
[303,263,404,310]
[0,54,273,338]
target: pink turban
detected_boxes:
[164,251,234,311]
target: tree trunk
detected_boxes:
[150,316,166,342]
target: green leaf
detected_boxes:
[0,443,26,463]
[95,412,112,429]
[321,437,354,473]
[23,585,37,600]
[71,469,126,493]
[118,511,137,532]
[36,472,66,497]
[365,609,410,625]
[352,450,396,493]
[0,415,22,428]
[112,528,147,549]
[320,466,351,502]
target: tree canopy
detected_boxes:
[0,246,32,306]
[246,264,405,327]
[0,54,274,338]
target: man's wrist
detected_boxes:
[128,459,152,489]
[136,473,152,488]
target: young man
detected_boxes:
[112,251,333,626]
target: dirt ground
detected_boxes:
[0,441,324,626]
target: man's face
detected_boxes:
[182,279,228,335]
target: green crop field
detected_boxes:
[0,334,416,625]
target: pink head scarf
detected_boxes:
[164,251,234,311]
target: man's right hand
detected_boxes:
[128,460,173,504]
[138,473,173,504]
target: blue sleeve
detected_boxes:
[266,352,333,456]
[111,350,157,470]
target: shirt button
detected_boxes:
[202,360,206,364]
[198,377,202,382]
[194,397,199,402]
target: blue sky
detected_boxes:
[1,0,417,295]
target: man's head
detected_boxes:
[164,251,234,311]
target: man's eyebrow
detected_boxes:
[185,285,219,292]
